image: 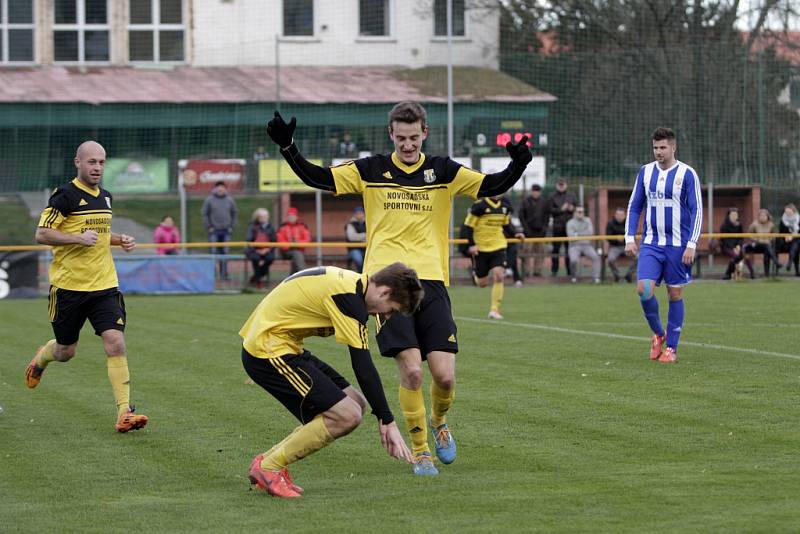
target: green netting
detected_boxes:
[0,1,798,205]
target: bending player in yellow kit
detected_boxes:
[241,263,422,498]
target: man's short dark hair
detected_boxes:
[615,206,626,212]
[214,180,225,187]
[370,262,425,315]
[652,127,676,142]
[389,101,427,130]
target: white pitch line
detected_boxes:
[454,316,800,361]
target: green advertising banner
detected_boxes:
[103,158,169,193]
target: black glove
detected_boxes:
[267,111,297,149]
[506,135,532,167]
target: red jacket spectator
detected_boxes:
[276,208,312,253]
[153,216,181,255]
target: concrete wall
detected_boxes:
[191,0,499,68]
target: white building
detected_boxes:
[3,0,498,68]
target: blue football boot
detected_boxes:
[431,421,456,465]
[412,451,439,476]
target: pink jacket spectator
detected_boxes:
[153,223,181,255]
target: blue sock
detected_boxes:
[640,296,665,337]
[666,299,685,351]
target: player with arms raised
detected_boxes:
[625,128,702,363]
[266,101,531,475]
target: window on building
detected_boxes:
[53,0,109,62]
[129,0,185,62]
[1,0,35,63]
[359,0,390,37]
[283,0,313,37]
[434,0,465,37]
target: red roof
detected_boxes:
[0,65,556,105]
[747,31,800,65]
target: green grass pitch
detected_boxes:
[2,281,799,532]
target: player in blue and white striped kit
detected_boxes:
[624,128,702,363]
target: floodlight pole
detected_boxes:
[447,0,455,260]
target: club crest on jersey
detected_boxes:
[423,169,436,183]
[675,176,683,187]
[105,197,111,208]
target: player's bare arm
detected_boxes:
[380,421,413,463]
[111,233,136,252]
[36,227,98,247]
[682,247,696,265]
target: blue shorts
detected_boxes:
[637,244,692,286]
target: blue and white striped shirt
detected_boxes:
[625,160,702,249]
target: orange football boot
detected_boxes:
[249,454,303,494]
[658,347,678,364]
[115,407,149,433]
[649,335,665,361]
[248,455,302,499]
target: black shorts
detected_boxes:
[48,286,126,346]
[472,249,507,278]
[242,348,350,424]
[376,280,457,359]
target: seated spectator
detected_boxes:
[605,206,636,282]
[153,215,180,255]
[566,206,600,284]
[777,203,800,276]
[276,207,311,274]
[744,208,779,277]
[719,208,754,280]
[345,206,367,273]
[502,195,525,287]
[245,208,277,288]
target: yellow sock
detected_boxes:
[399,385,429,455]
[430,382,455,428]
[107,356,130,418]
[35,339,57,368]
[490,281,504,312]
[261,415,334,471]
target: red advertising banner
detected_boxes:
[178,159,246,193]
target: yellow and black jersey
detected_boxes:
[331,153,485,285]
[463,198,512,253]
[240,266,370,359]
[37,178,118,291]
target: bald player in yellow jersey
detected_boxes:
[241,263,421,498]
[267,101,532,475]
[25,141,148,433]
[463,195,526,320]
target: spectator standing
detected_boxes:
[245,208,277,288]
[276,207,311,274]
[518,183,548,276]
[339,133,357,157]
[548,178,577,276]
[566,206,601,283]
[345,206,367,273]
[153,215,180,255]
[503,196,525,287]
[202,181,238,280]
[745,208,779,277]
[778,203,800,276]
[605,207,636,282]
[719,208,755,280]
